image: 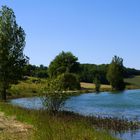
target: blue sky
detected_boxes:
[0,0,140,69]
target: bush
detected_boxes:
[43,73,80,112]
[43,78,67,112]
[57,73,81,90]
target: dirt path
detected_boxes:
[0,112,33,140]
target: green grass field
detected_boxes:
[124,75,140,88]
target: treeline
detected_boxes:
[79,64,140,84]
[24,63,140,84]
[79,64,109,84]
[24,64,48,78]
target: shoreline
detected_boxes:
[7,86,140,100]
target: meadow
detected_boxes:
[124,76,140,88]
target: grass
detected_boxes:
[0,102,117,140]
[124,75,140,88]
[8,77,112,99]
[7,76,140,99]
[81,82,111,91]
[8,77,48,98]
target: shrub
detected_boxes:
[57,73,81,90]
[43,78,67,112]
[43,73,80,112]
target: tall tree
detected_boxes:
[0,6,28,100]
[107,56,125,90]
[48,51,80,77]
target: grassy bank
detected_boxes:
[8,77,48,99]
[7,76,140,99]
[124,75,140,88]
[0,103,117,140]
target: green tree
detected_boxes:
[43,73,80,112]
[107,56,125,91]
[0,6,28,100]
[48,51,80,78]
[43,77,68,113]
[94,74,101,92]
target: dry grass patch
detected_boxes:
[81,82,111,91]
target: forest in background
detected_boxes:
[24,63,140,84]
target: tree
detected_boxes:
[48,51,80,78]
[94,74,101,92]
[24,64,36,76]
[43,73,80,112]
[43,77,68,113]
[107,56,125,91]
[0,6,28,100]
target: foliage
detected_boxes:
[79,64,109,84]
[123,67,140,78]
[107,56,125,90]
[0,6,28,100]
[24,64,48,78]
[48,51,80,78]
[79,64,97,83]
[94,74,101,92]
[56,73,81,90]
[43,73,80,112]
[43,77,68,112]
[24,63,140,85]
[79,63,140,84]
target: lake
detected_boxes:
[10,89,140,140]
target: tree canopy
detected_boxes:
[24,64,48,78]
[48,51,80,78]
[0,6,28,100]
